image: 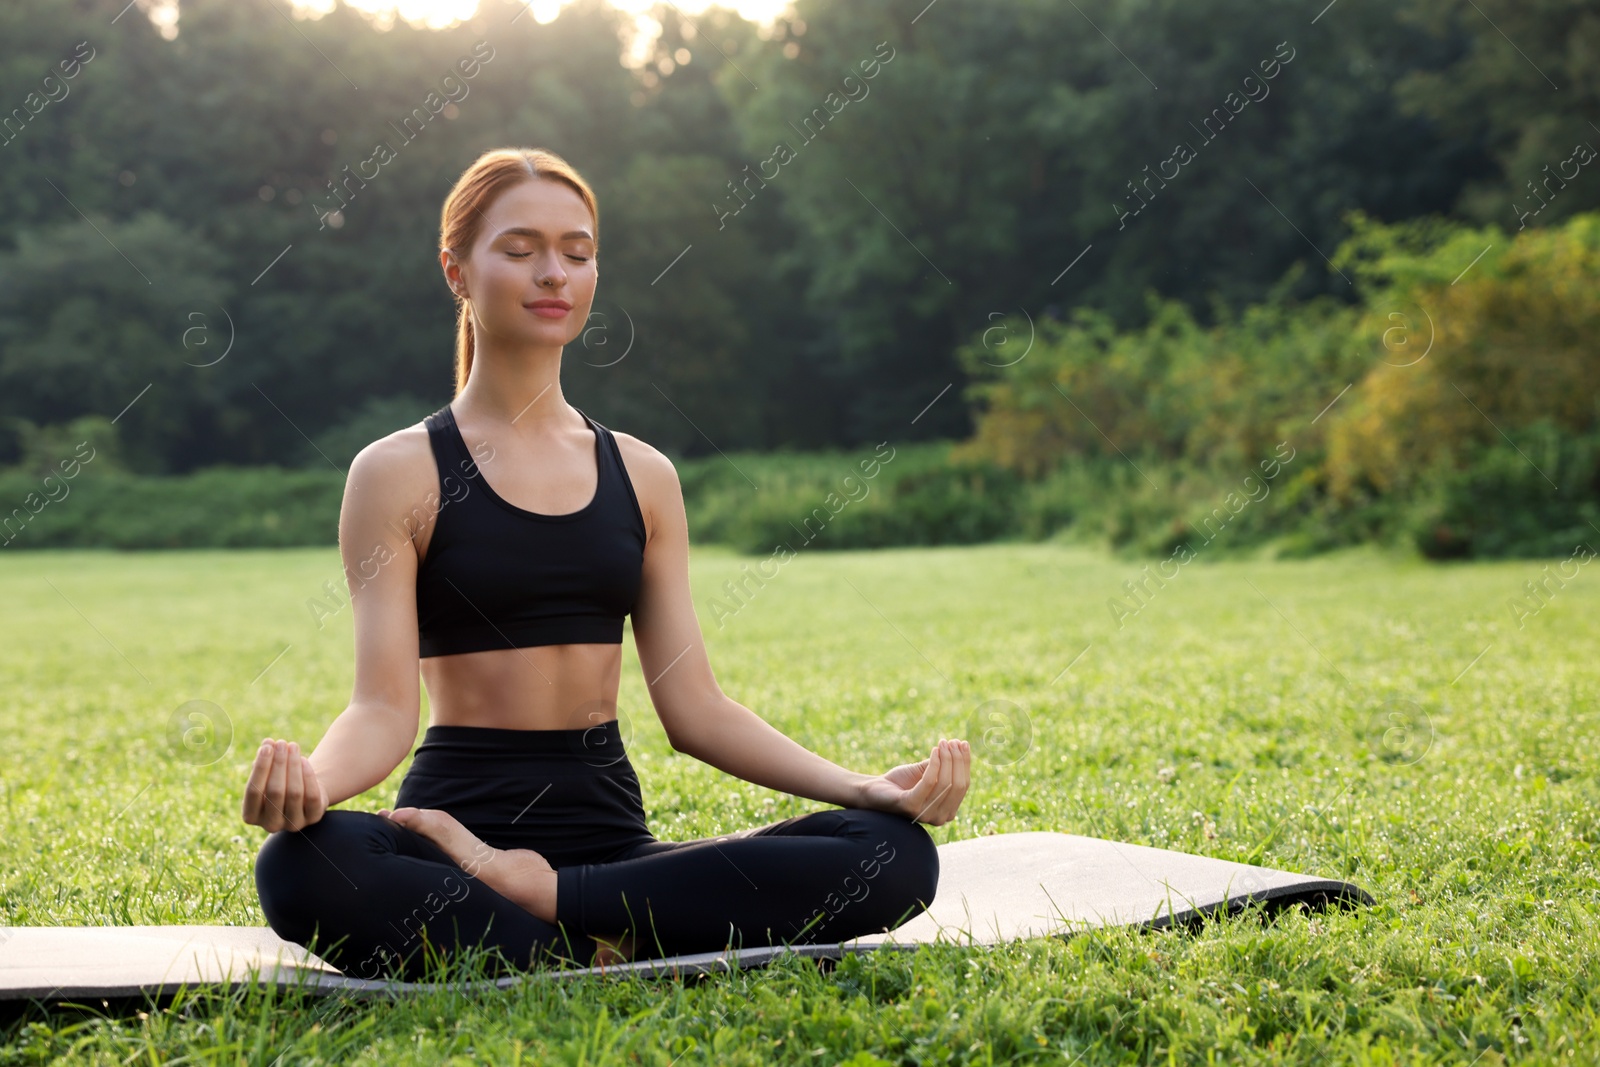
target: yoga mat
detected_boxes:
[0,831,1370,1003]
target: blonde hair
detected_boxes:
[438,148,600,397]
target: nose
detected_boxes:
[530,248,567,285]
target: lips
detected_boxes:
[525,298,571,320]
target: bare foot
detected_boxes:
[379,806,558,924]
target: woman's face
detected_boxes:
[443,178,598,349]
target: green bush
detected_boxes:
[699,450,1026,554]
[947,213,1600,562]
[0,465,344,550]
[3,412,1594,561]
[1406,421,1600,559]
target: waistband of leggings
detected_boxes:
[406,720,633,778]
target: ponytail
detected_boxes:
[452,294,474,398]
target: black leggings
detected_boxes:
[254,722,939,980]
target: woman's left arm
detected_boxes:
[622,437,968,821]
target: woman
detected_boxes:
[246,147,971,981]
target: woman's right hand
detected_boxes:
[242,738,329,832]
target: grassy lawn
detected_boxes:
[1,540,1595,1064]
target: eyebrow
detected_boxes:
[494,226,594,241]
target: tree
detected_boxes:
[1396,0,1600,228]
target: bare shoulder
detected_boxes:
[341,422,442,551]
[612,430,682,542]
[612,429,677,482]
[350,422,435,479]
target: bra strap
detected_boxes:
[584,411,647,540]
[424,405,487,512]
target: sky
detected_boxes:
[284,0,791,32]
[143,0,792,60]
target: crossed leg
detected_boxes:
[579,806,942,959]
[396,804,942,961]
[255,809,598,980]
[258,805,940,977]
[378,804,639,965]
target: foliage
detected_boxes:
[1324,212,1600,501]
[953,275,1362,480]
[0,0,1588,556]
[1,412,127,479]
[1395,0,1600,227]
[300,393,440,471]
[956,211,1600,559]
[1404,421,1600,560]
[0,0,1488,470]
[0,465,344,550]
[681,441,1026,553]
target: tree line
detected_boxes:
[0,0,1593,486]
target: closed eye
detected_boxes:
[507,252,590,262]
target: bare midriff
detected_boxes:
[420,643,624,731]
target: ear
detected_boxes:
[439,250,467,296]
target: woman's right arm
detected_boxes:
[243,435,429,829]
[309,435,431,805]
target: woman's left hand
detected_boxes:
[857,738,971,826]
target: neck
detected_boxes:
[457,337,571,429]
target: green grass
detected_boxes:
[1,541,1596,1064]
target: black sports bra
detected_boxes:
[414,402,647,657]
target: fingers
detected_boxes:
[242,738,316,832]
[912,739,972,826]
[941,739,971,825]
[264,739,289,830]
[933,739,955,823]
[242,739,274,826]
[905,741,944,824]
[284,741,307,828]
[248,739,288,830]
[951,740,972,822]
